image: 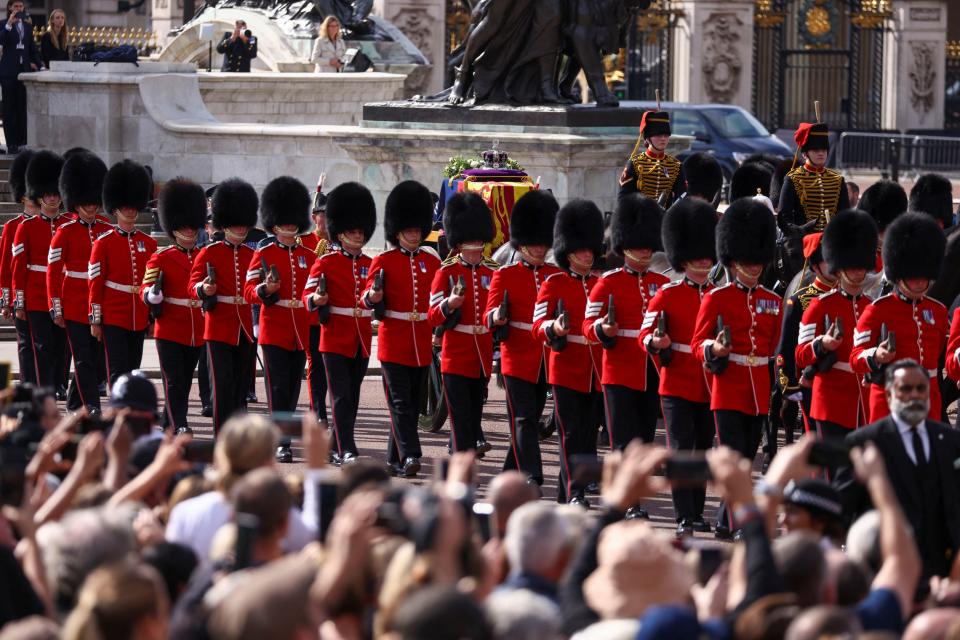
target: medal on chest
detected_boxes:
[298,255,307,269]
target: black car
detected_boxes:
[622,101,793,200]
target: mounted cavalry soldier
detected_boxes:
[618,106,681,206]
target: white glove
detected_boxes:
[146,290,164,305]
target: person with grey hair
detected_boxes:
[836,358,960,582]
[499,502,574,604]
[844,510,881,577]
[35,505,137,619]
[484,589,562,640]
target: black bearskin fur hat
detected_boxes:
[909,173,954,229]
[730,162,774,201]
[883,211,945,281]
[211,178,259,230]
[326,181,377,242]
[681,152,723,201]
[9,149,34,204]
[858,180,906,232]
[443,192,494,248]
[716,198,777,267]
[610,193,663,255]
[509,190,557,249]
[59,152,106,211]
[158,178,207,237]
[260,176,311,233]
[768,159,795,210]
[102,159,150,215]
[385,180,434,246]
[662,198,718,271]
[553,199,604,271]
[26,150,64,202]
[822,209,878,274]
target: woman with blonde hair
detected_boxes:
[62,559,169,640]
[311,15,346,72]
[40,8,70,67]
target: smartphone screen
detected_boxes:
[234,512,259,570]
[183,440,215,464]
[316,479,339,542]
[664,455,712,487]
[472,501,494,542]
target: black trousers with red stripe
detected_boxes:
[101,325,145,387]
[662,395,714,522]
[307,326,328,421]
[156,338,202,431]
[262,344,306,413]
[13,315,36,386]
[382,361,425,464]
[207,336,255,433]
[553,384,601,502]
[443,372,486,453]
[65,320,102,412]
[602,381,659,451]
[323,348,368,457]
[27,311,67,389]
[713,409,764,529]
[502,373,547,483]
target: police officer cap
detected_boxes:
[109,370,158,416]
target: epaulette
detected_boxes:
[873,293,894,305]
[544,271,564,282]
[602,268,622,278]
[482,257,499,269]
[758,285,780,298]
[660,280,682,290]
[96,229,114,241]
[156,245,175,254]
[925,296,947,310]
[441,255,459,267]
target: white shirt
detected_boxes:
[891,413,930,465]
[166,477,318,563]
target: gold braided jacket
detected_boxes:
[786,165,844,231]
[629,152,681,201]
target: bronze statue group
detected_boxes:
[2,106,958,538]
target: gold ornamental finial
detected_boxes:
[655,88,661,111]
[814,100,822,123]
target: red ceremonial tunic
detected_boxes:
[244,239,316,351]
[140,245,204,347]
[428,256,496,379]
[188,240,255,345]
[302,247,373,358]
[0,213,30,309]
[47,217,112,323]
[12,213,68,312]
[88,228,157,331]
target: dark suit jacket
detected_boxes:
[835,416,960,553]
[216,32,257,72]
[0,20,41,78]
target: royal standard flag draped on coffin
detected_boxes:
[459,176,537,251]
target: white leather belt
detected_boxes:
[166,297,201,308]
[385,310,426,321]
[617,329,640,338]
[27,264,46,273]
[276,299,304,309]
[453,324,489,335]
[64,270,88,279]
[832,362,854,373]
[509,321,533,331]
[216,295,248,305]
[568,334,599,346]
[729,353,770,367]
[671,343,692,353]
[105,280,137,293]
[330,305,371,318]
[927,368,938,378]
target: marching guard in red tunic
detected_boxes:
[639,197,718,536]
[532,200,604,507]
[303,182,377,465]
[363,180,440,477]
[48,152,111,412]
[1,150,37,384]
[189,178,259,433]
[141,178,207,433]
[850,212,947,422]
[692,198,782,538]
[484,190,559,486]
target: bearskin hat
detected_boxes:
[768,159,795,210]
[443,192,494,249]
[63,147,92,160]
[384,180,434,247]
[681,153,723,201]
[553,199,604,271]
[883,211,945,282]
[260,176,311,234]
[211,178,259,230]
[822,209,878,275]
[858,180,906,232]
[662,198,718,271]
[909,173,954,229]
[509,190,557,249]
[102,160,150,215]
[730,162,774,201]
[25,150,64,202]
[326,181,377,242]
[158,178,207,237]
[716,198,777,267]
[9,149,35,204]
[610,194,662,255]
[59,152,107,211]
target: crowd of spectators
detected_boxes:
[0,367,959,640]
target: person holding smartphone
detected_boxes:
[532,200,604,508]
[0,0,40,154]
